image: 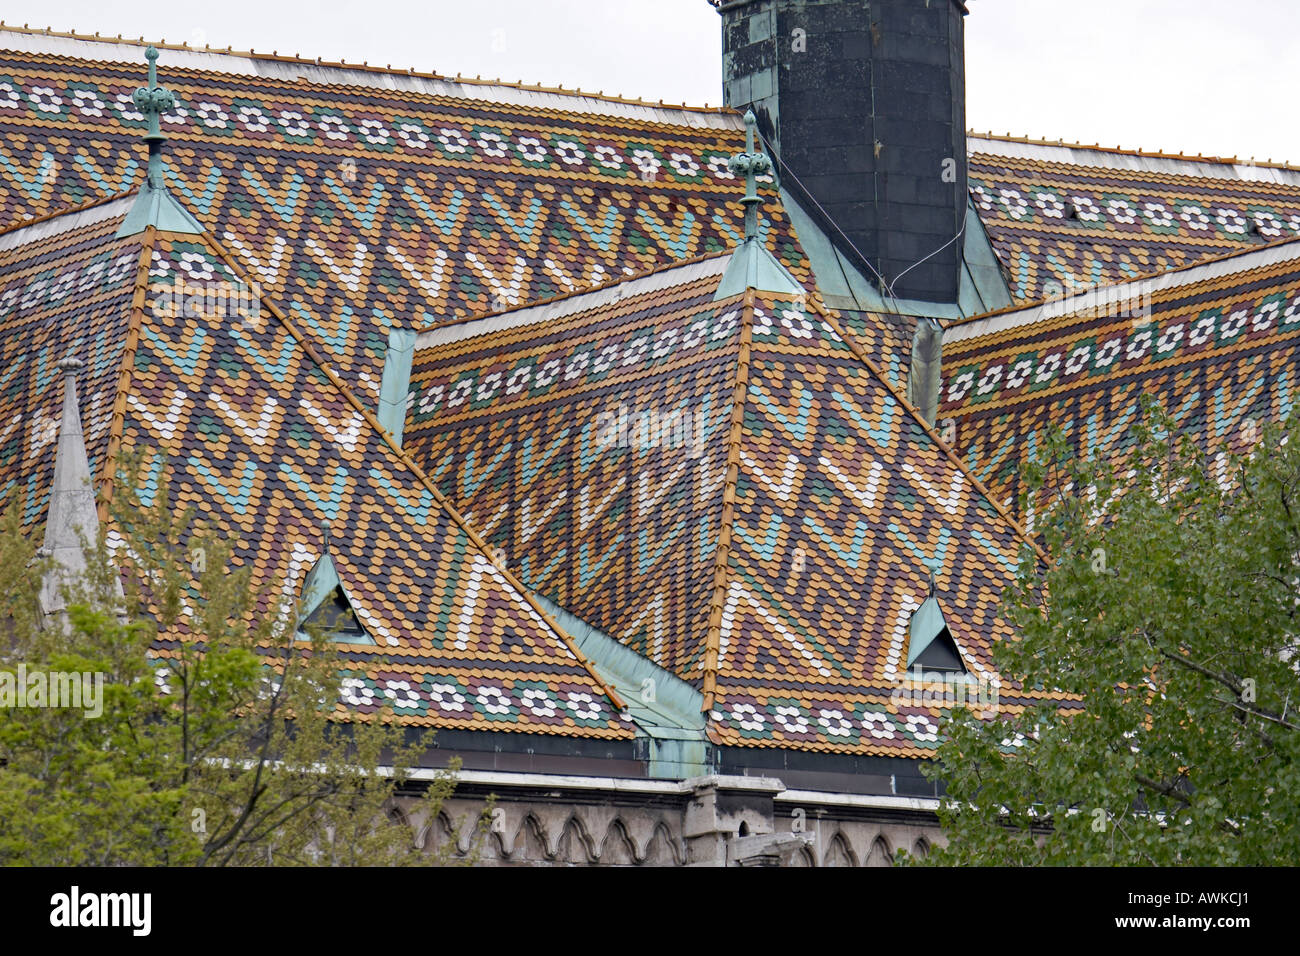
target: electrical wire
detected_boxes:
[754,125,968,314]
[885,215,967,300]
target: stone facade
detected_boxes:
[394,773,940,867]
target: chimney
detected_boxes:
[715,0,969,303]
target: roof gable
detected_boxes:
[406,252,1047,756]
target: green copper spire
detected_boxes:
[714,110,802,301]
[134,46,174,189]
[727,110,773,240]
[116,45,203,238]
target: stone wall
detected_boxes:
[393,774,943,866]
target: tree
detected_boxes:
[913,397,1300,865]
[0,448,488,866]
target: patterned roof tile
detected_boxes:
[0,194,632,737]
[969,136,1300,304]
[942,237,1300,520]
[0,34,812,407]
[407,254,1053,756]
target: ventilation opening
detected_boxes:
[303,584,367,641]
[906,595,967,675]
[296,548,375,645]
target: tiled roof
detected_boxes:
[0,30,811,405]
[968,136,1300,304]
[0,192,140,526]
[407,254,1050,756]
[408,255,738,682]
[0,194,631,737]
[941,237,1300,518]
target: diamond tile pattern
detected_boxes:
[0,197,139,527]
[942,240,1300,522]
[969,142,1300,303]
[407,257,738,679]
[408,257,1050,755]
[0,38,811,404]
[2,204,631,737]
[711,293,1042,754]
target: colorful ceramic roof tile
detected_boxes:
[0,27,811,405]
[0,192,141,527]
[0,189,630,737]
[408,254,739,681]
[406,252,1052,756]
[941,236,1300,519]
[968,135,1300,304]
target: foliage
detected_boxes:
[0,449,488,866]
[913,397,1300,865]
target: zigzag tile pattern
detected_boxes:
[131,231,629,735]
[969,144,1300,303]
[406,259,738,678]
[0,41,811,402]
[0,197,140,527]
[406,256,1052,755]
[3,203,629,736]
[941,240,1300,519]
[707,295,1045,754]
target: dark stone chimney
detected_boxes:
[715,0,968,303]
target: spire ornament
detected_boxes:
[115,45,204,238]
[712,109,802,301]
[133,46,175,189]
[727,110,773,240]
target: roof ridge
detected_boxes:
[701,288,755,714]
[946,232,1300,331]
[968,130,1300,172]
[811,299,1047,564]
[0,187,137,241]
[0,21,729,115]
[194,224,628,713]
[416,249,734,335]
[97,224,155,522]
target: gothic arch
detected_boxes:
[640,821,682,866]
[553,815,597,865]
[483,829,510,864]
[513,813,551,864]
[823,831,858,868]
[790,846,816,867]
[911,836,931,860]
[598,818,638,866]
[865,834,894,867]
[421,811,458,858]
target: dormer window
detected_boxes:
[296,536,374,645]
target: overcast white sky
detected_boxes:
[7,0,1298,163]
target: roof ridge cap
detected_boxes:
[967,130,1300,172]
[96,224,156,522]
[701,288,756,714]
[0,187,138,241]
[0,22,730,115]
